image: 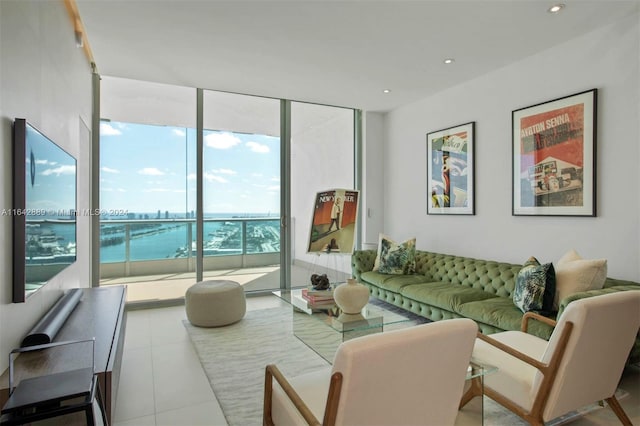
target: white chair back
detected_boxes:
[537,291,640,421]
[331,318,477,426]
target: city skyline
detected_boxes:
[100,120,281,215]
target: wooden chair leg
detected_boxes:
[605,395,633,426]
[459,376,482,409]
[263,366,274,426]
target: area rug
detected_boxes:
[184,305,625,426]
[183,307,330,426]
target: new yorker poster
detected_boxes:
[307,189,359,254]
[512,89,596,216]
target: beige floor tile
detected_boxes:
[116,294,640,426]
[122,309,151,350]
[151,342,215,413]
[113,414,156,426]
[155,400,227,426]
[148,307,190,346]
[114,346,155,422]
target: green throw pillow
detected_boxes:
[377,237,416,275]
[513,256,556,313]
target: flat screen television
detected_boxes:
[12,118,77,303]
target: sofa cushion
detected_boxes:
[554,249,607,310]
[512,257,555,313]
[401,282,498,312]
[360,271,427,293]
[374,235,416,274]
[457,298,554,340]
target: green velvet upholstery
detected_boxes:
[352,249,640,364]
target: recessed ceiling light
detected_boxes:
[383,89,391,94]
[548,4,565,13]
[443,58,455,64]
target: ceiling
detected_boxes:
[76,0,638,112]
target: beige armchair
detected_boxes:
[263,318,477,426]
[462,291,640,425]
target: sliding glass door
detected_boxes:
[289,102,356,288]
[99,76,358,302]
[201,91,281,291]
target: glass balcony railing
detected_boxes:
[99,217,281,278]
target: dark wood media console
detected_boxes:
[0,286,127,425]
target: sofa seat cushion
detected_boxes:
[360,272,427,293]
[401,282,498,312]
[457,298,554,339]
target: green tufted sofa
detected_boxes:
[351,249,640,364]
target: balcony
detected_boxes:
[98,217,347,304]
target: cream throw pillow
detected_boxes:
[554,249,607,310]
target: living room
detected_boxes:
[1,1,639,425]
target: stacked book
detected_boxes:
[301,287,335,308]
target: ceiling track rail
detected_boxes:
[62,0,97,72]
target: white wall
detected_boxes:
[0,1,93,372]
[382,12,640,281]
[362,111,384,249]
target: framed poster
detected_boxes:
[307,189,359,254]
[512,89,597,216]
[426,122,475,215]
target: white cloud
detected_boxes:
[267,185,280,192]
[246,141,270,153]
[204,172,228,183]
[188,171,233,182]
[101,187,126,193]
[145,188,185,193]
[102,166,119,174]
[205,132,241,149]
[101,122,122,136]
[41,165,76,176]
[139,167,165,176]
[271,176,280,182]
[212,168,237,175]
[35,159,53,165]
[173,129,186,137]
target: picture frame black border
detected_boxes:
[426,121,475,216]
[511,88,597,217]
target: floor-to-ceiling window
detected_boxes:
[289,102,356,287]
[98,76,358,303]
[201,90,282,291]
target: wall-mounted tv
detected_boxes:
[13,119,77,303]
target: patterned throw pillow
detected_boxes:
[377,236,416,275]
[513,256,556,313]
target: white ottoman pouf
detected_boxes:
[185,280,246,327]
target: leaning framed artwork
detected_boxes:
[426,122,475,215]
[307,189,360,254]
[512,89,597,216]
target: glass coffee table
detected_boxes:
[273,289,415,362]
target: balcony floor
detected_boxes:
[100,261,349,304]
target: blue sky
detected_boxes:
[26,124,76,215]
[100,121,280,216]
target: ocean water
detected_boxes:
[101,222,221,263]
[100,216,280,263]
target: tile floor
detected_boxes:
[114,295,640,426]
